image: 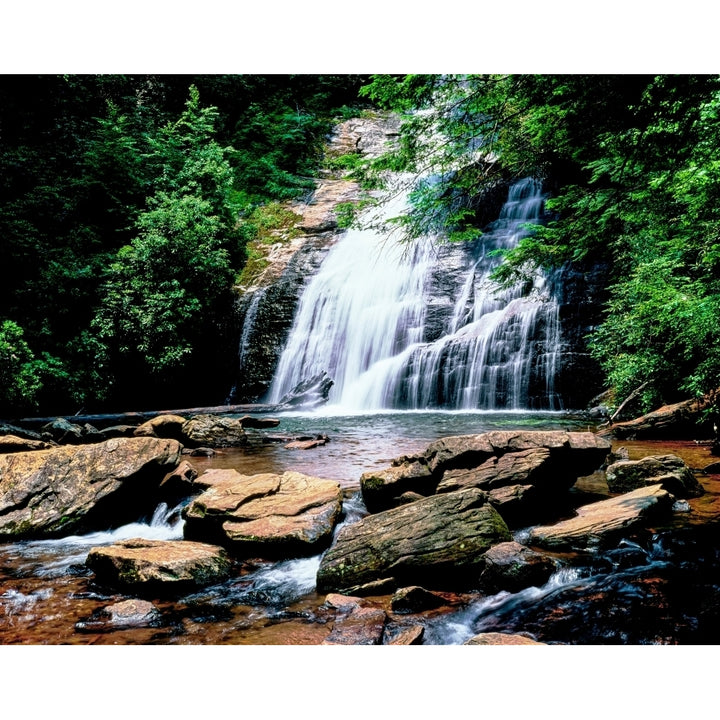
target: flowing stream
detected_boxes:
[268,178,562,411]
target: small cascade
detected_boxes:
[268,178,562,412]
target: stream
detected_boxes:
[1,410,719,646]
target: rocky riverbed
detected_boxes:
[1,410,719,645]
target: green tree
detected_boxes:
[92,87,241,408]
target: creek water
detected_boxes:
[1,410,718,646]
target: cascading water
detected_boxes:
[268,177,562,412]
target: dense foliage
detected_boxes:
[360,74,720,414]
[3,73,720,419]
[0,74,365,415]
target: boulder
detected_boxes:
[321,605,387,645]
[134,414,187,440]
[238,415,280,430]
[479,541,557,593]
[75,599,161,632]
[464,632,546,645]
[284,434,329,450]
[485,484,543,527]
[183,470,343,558]
[95,425,139,440]
[86,538,231,592]
[180,414,248,447]
[384,624,425,645]
[437,448,554,493]
[427,430,611,478]
[277,372,334,410]
[527,484,674,551]
[361,431,611,513]
[0,437,183,539]
[391,586,448,614]
[0,434,54,453]
[360,459,434,513]
[605,454,704,498]
[316,488,512,595]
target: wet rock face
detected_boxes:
[183,469,343,558]
[86,539,232,592]
[0,437,183,539]
[316,488,512,595]
[233,236,336,402]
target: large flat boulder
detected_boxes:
[86,538,231,592]
[605,454,704,498]
[0,437,183,539]
[360,431,611,514]
[527,484,674,550]
[316,488,512,595]
[183,470,343,558]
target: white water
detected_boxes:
[268,178,562,412]
[4,502,184,578]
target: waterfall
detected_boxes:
[268,178,562,412]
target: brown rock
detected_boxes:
[323,593,363,612]
[322,605,387,645]
[183,470,343,558]
[134,414,187,440]
[605,454,704,498]
[486,484,542,527]
[159,460,199,498]
[0,437,183,539]
[180,414,248,448]
[479,541,556,593]
[528,484,674,550]
[284,435,329,450]
[316,488,512,594]
[75,598,161,632]
[362,431,611,513]
[360,459,434,513]
[384,624,425,645]
[0,434,54,453]
[465,632,546,645]
[86,538,231,591]
[437,448,554,492]
[391,586,448,613]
